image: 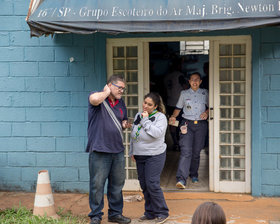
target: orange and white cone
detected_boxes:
[33,170,59,219]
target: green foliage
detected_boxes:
[0,206,88,224]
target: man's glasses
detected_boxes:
[112,83,126,93]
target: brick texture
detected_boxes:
[0,5,100,192]
[260,31,280,196]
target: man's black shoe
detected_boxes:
[108,214,131,224]
[90,218,101,224]
[139,215,155,221]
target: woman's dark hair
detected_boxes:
[107,74,125,84]
[189,72,202,80]
[191,202,226,224]
[144,92,166,114]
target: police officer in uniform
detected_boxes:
[169,72,209,189]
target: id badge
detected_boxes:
[186,99,191,110]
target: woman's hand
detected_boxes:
[141,111,149,118]
[131,155,135,162]
[122,120,132,129]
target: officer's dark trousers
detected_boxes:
[176,120,207,184]
[135,152,169,219]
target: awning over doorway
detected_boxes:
[26,0,280,37]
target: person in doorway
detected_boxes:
[129,92,169,224]
[191,202,226,224]
[169,72,209,189]
[164,59,187,151]
[86,74,131,224]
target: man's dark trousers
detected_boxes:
[88,151,125,220]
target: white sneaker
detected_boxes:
[176,181,185,189]
[155,216,169,224]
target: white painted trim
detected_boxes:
[209,40,215,192]
[106,41,113,77]
[107,36,251,43]
[138,41,145,111]
[210,36,251,193]
[213,40,221,192]
[143,42,150,95]
[219,182,247,193]
[245,38,252,193]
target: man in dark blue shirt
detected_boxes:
[86,74,131,224]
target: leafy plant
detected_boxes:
[0,206,88,224]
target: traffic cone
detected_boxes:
[33,170,59,219]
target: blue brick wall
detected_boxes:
[1,0,280,196]
[0,0,106,192]
[259,28,280,196]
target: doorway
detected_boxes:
[149,41,210,191]
[106,35,251,193]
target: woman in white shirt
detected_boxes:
[130,92,169,224]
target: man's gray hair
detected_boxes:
[107,74,125,84]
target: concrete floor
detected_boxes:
[161,149,209,192]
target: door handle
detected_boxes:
[209,108,214,120]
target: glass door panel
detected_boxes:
[108,43,143,190]
[214,40,251,193]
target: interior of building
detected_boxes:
[149,41,209,191]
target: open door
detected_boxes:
[209,36,251,193]
[107,35,251,193]
[107,39,149,190]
